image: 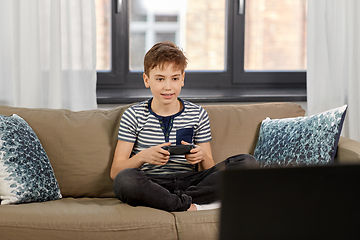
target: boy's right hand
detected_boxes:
[141,142,171,166]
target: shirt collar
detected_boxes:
[147,97,185,119]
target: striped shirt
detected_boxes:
[118,98,212,175]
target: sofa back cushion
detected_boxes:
[0,105,131,198]
[0,102,304,198]
[203,102,305,164]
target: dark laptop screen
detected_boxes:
[219,164,360,240]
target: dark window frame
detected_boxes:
[96,0,306,104]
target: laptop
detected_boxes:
[219,164,360,240]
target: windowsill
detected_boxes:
[97,88,306,104]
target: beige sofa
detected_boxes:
[1,102,359,240]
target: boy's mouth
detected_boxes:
[161,93,174,99]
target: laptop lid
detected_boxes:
[219,164,360,240]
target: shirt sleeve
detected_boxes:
[118,107,137,143]
[194,107,212,144]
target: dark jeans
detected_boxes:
[113,154,258,212]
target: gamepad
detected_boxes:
[162,145,196,155]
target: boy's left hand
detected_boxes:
[181,140,204,165]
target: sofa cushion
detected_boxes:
[253,105,347,167]
[172,210,220,240]
[0,198,178,240]
[0,114,62,204]
[0,105,131,198]
[203,103,306,163]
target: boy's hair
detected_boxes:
[144,41,188,76]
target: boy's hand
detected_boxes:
[142,142,171,166]
[181,141,204,165]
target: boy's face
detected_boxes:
[143,63,185,109]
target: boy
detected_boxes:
[110,41,257,212]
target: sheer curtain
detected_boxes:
[0,0,97,111]
[307,0,360,141]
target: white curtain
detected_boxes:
[0,0,97,111]
[307,0,360,141]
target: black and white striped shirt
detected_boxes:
[118,98,212,175]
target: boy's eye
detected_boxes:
[173,78,179,81]
[156,78,164,81]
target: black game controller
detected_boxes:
[162,145,196,155]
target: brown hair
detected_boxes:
[144,41,188,76]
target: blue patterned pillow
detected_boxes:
[253,105,347,168]
[0,114,62,205]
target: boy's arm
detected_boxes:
[110,139,171,180]
[197,142,215,170]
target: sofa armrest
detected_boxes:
[335,137,360,164]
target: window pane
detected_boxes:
[155,15,178,22]
[156,32,176,43]
[95,0,111,72]
[129,0,226,72]
[130,33,146,70]
[244,0,307,71]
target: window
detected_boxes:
[244,0,307,71]
[129,0,182,71]
[128,0,226,72]
[95,0,111,72]
[96,0,307,104]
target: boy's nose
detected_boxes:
[164,80,171,89]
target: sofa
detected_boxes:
[0,102,359,240]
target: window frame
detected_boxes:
[96,0,306,104]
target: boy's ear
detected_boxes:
[181,72,185,87]
[143,73,150,88]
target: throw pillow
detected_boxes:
[0,114,62,205]
[253,105,347,167]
